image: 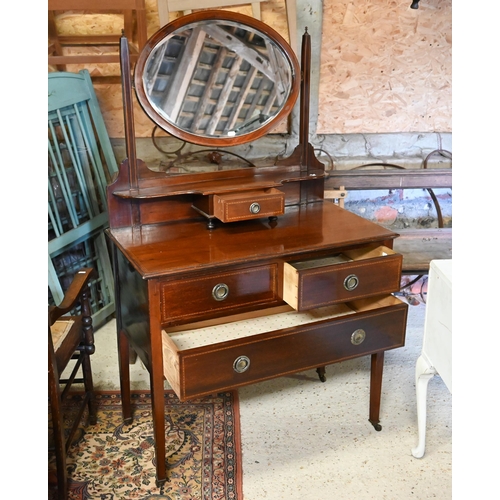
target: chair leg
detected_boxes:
[82,354,97,425]
[81,284,97,425]
[49,340,68,500]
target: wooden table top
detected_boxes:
[107,202,398,279]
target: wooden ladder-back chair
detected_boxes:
[48,268,97,500]
[48,0,148,78]
[48,69,116,328]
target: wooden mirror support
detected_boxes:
[107,11,325,230]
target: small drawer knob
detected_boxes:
[233,355,251,373]
[344,274,359,291]
[351,329,366,345]
[249,202,261,214]
[212,283,229,301]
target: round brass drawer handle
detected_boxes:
[344,274,359,291]
[233,355,251,373]
[249,202,261,214]
[351,329,366,346]
[212,283,229,301]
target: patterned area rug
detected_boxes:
[48,391,242,499]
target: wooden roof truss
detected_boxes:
[143,23,291,136]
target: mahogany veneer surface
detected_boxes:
[107,202,398,278]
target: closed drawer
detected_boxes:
[283,245,402,311]
[159,264,279,325]
[162,295,408,400]
[213,188,285,222]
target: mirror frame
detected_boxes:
[134,10,300,147]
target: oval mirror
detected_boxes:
[134,10,300,147]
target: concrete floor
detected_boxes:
[90,300,452,499]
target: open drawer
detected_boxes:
[162,295,408,400]
[282,245,403,310]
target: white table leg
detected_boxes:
[411,355,436,458]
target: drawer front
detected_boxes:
[160,264,279,325]
[284,250,402,310]
[214,188,285,222]
[173,299,408,400]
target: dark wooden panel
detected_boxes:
[139,196,200,225]
[114,246,151,368]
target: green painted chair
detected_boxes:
[48,70,117,328]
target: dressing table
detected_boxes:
[106,10,409,485]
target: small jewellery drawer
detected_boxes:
[159,264,279,325]
[283,245,402,311]
[213,188,285,222]
[162,295,408,400]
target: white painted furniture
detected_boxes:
[157,0,298,54]
[412,259,452,458]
